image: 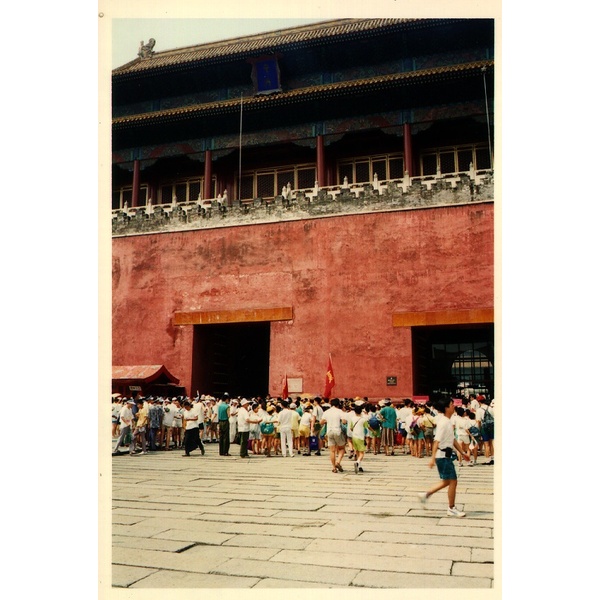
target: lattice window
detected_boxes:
[122,189,133,207]
[422,154,437,176]
[355,161,370,183]
[338,154,404,184]
[338,163,354,184]
[389,157,404,179]
[297,167,316,189]
[372,159,386,181]
[457,150,472,172]
[240,175,254,200]
[277,170,294,194]
[440,151,456,174]
[160,185,172,204]
[257,173,275,199]
[189,180,201,202]
[476,147,492,170]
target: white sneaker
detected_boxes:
[417,492,428,504]
[447,506,466,517]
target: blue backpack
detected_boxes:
[368,415,381,430]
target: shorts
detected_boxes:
[352,437,366,453]
[327,431,346,447]
[381,427,394,446]
[435,457,457,480]
[458,434,470,445]
[299,425,310,437]
[481,425,494,442]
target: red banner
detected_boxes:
[282,374,288,399]
[324,355,335,399]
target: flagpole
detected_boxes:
[238,93,243,202]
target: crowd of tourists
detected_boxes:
[112,392,495,468]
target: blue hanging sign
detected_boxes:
[249,55,282,95]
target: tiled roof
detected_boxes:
[113,18,418,76]
[113,60,493,127]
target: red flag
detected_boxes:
[324,354,335,399]
[282,374,289,399]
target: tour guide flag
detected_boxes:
[324,354,335,399]
[282,374,289,399]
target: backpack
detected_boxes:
[368,416,381,430]
[260,422,274,435]
[481,407,494,436]
[410,418,421,436]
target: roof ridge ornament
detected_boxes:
[138,38,156,59]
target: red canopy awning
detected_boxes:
[112,365,180,385]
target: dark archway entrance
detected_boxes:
[412,324,494,399]
[191,322,271,398]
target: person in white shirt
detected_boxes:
[469,394,481,413]
[112,400,135,455]
[311,398,324,456]
[320,398,347,473]
[299,405,316,455]
[417,396,470,517]
[475,397,495,464]
[237,399,259,458]
[112,399,122,437]
[229,399,239,444]
[171,398,184,449]
[277,400,296,458]
[182,400,205,456]
[161,398,175,450]
[453,406,471,466]
[397,399,414,454]
[348,404,368,473]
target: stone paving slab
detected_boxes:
[271,548,453,575]
[452,561,495,578]
[305,537,472,562]
[177,543,281,562]
[211,557,360,586]
[252,578,345,588]
[222,533,313,551]
[112,546,229,574]
[353,521,493,538]
[112,534,196,553]
[107,444,496,590]
[150,529,235,546]
[351,569,492,588]
[112,564,158,588]
[130,570,260,588]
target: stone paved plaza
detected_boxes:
[108,442,496,589]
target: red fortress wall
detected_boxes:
[112,202,494,398]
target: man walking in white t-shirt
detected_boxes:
[182,400,205,456]
[277,400,296,458]
[320,398,347,473]
[112,400,135,455]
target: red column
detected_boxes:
[317,135,326,187]
[203,150,213,200]
[132,159,140,206]
[403,123,414,177]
